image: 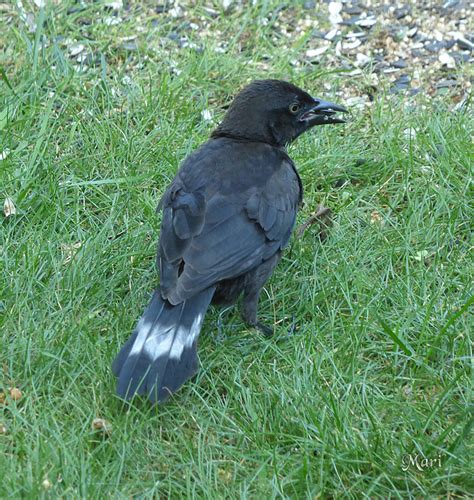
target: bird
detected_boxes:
[112,79,347,403]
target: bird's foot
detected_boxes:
[273,316,299,344]
[255,321,274,338]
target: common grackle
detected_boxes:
[112,80,347,403]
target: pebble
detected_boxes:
[344,6,363,15]
[392,59,407,68]
[355,53,371,67]
[424,41,447,52]
[201,109,213,121]
[390,74,411,93]
[436,79,458,88]
[394,6,410,19]
[69,44,85,56]
[438,52,456,68]
[169,5,183,18]
[456,36,474,50]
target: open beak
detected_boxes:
[299,98,348,125]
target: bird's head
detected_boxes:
[212,79,347,147]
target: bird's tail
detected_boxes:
[112,287,215,403]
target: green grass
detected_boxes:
[1,1,472,497]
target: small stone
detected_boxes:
[392,59,407,68]
[450,51,471,63]
[407,27,418,38]
[394,6,410,19]
[79,53,92,65]
[436,79,458,88]
[169,5,182,18]
[201,109,213,121]
[355,53,371,67]
[0,423,6,434]
[424,41,446,53]
[411,49,425,58]
[438,52,456,68]
[69,44,84,56]
[390,74,411,93]
[456,36,474,51]
[168,31,181,43]
[344,6,362,15]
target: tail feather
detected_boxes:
[113,287,215,403]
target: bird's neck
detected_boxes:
[211,124,285,148]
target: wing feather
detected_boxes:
[158,150,302,304]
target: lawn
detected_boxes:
[0,1,472,497]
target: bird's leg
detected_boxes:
[242,292,274,337]
[241,253,281,337]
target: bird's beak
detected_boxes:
[299,98,348,125]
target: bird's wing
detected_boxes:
[158,159,301,305]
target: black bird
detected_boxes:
[112,80,347,403]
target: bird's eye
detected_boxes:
[289,102,300,114]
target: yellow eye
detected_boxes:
[289,102,300,114]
